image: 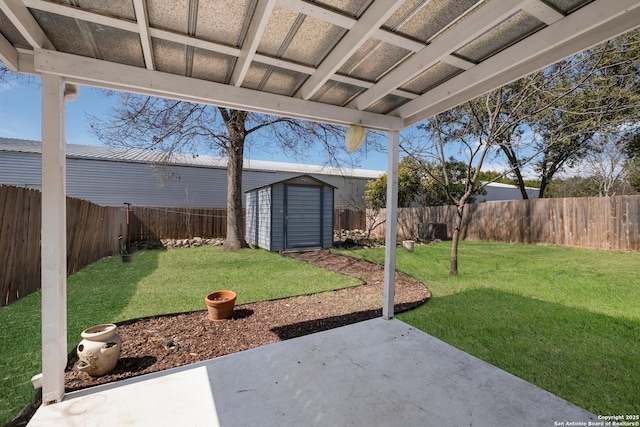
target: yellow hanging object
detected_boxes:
[345,125,366,153]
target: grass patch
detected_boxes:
[0,246,359,425]
[334,241,640,415]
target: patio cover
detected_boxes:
[1,0,639,405]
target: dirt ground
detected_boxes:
[63,250,431,392]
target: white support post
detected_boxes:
[382,130,399,319]
[41,73,68,404]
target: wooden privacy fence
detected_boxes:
[130,206,367,239]
[130,206,229,240]
[1,192,366,306]
[0,185,125,306]
[0,186,40,307]
[334,208,366,231]
[368,195,640,251]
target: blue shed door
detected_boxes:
[285,185,322,249]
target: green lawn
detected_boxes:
[2,242,638,423]
[0,246,360,425]
[334,241,640,415]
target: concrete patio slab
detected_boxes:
[28,318,597,426]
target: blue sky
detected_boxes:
[0,74,526,176]
[0,76,391,171]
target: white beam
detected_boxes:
[34,49,404,130]
[0,32,19,71]
[22,0,411,96]
[400,0,640,126]
[351,0,527,111]
[40,73,67,405]
[382,130,399,320]
[149,28,241,58]
[277,0,426,52]
[278,0,354,29]
[231,0,277,87]
[0,0,54,49]
[64,83,78,101]
[23,0,137,33]
[17,49,36,74]
[296,0,405,100]
[133,0,155,70]
[23,0,243,57]
[441,55,476,71]
[374,29,425,53]
[521,0,564,25]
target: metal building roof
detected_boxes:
[0,137,383,178]
[2,0,638,131]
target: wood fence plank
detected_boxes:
[367,196,640,252]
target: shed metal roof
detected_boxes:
[0,137,383,178]
[2,0,638,131]
[245,173,337,192]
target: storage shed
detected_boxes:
[246,175,335,252]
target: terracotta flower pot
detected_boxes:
[205,290,237,321]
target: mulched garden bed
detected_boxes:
[63,250,430,392]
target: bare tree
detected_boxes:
[582,134,629,196]
[406,95,502,275]
[90,93,353,250]
[0,63,10,81]
[0,62,29,85]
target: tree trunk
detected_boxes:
[449,204,465,275]
[222,110,249,251]
[501,145,529,199]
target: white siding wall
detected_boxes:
[271,184,285,251]
[0,152,42,189]
[0,150,373,208]
[256,188,272,250]
[245,190,259,247]
[477,183,540,202]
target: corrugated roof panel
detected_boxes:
[280,15,346,66]
[147,0,188,33]
[339,40,411,82]
[314,0,372,17]
[30,10,96,58]
[545,0,594,14]
[260,67,308,96]
[338,38,378,76]
[196,0,253,47]
[85,23,145,67]
[191,48,234,83]
[0,11,30,49]
[366,93,408,114]
[74,0,136,21]
[311,80,364,106]
[152,38,186,75]
[385,0,479,42]
[257,5,299,57]
[455,11,546,64]
[401,61,462,94]
[241,62,270,91]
